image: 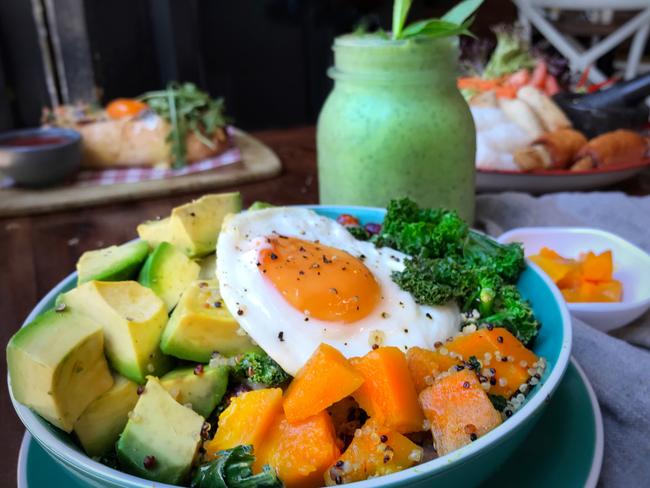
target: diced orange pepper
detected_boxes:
[283,343,364,424]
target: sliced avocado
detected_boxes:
[198,253,216,280]
[161,279,257,362]
[116,376,204,485]
[137,217,170,250]
[168,192,242,257]
[248,201,275,210]
[138,193,242,258]
[138,242,200,312]
[74,375,139,457]
[61,281,173,383]
[77,240,149,285]
[7,308,113,432]
[160,365,228,418]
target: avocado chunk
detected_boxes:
[74,375,139,457]
[160,365,228,418]
[116,377,204,484]
[198,253,216,280]
[248,200,275,211]
[138,242,200,312]
[137,193,242,258]
[136,217,170,250]
[76,240,149,285]
[161,279,257,362]
[7,308,113,432]
[61,281,172,383]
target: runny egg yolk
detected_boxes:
[258,236,380,323]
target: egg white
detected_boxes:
[216,207,460,376]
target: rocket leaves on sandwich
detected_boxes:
[191,445,283,488]
[139,82,227,168]
[391,0,483,41]
[378,198,539,345]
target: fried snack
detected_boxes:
[517,85,572,132]
[498,97,545,139]
[514,128,587,171]
[571,129,649,170]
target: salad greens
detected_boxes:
[391,0,483,41]
[373,198,539,345]
[232,351,290,387]
[191,445,282,488]
[483,24,536,79]
[139,82,227,168]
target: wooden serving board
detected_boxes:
[0,129,281,217]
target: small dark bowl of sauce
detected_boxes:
[0,127,81,187]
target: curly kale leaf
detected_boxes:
[482,285,540,346]
[374,198,468,258]
[347,226,372,241]
[464,230,525,283]
[191,445,282,488]
[232,351,290,387]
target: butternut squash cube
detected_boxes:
[203,388,282,461]
[283,343,364,424]
[419,370,502,456]
[350,347,424,433]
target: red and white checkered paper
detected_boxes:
[1,127,242,189]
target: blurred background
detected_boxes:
[0,0,648,131]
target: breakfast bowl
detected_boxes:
[9,205,572,488]
[498,227,650,332]
[0,127,81,186]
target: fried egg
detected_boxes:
[216,207,460,375]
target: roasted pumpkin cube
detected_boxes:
[419,370,502,456]
[283,343,364,424]
[203,388,282,460]
[406,347,440,393]
[255,411,339,488]
[350,347,424,433]
[323,419,423,485]
[429,328,538,397]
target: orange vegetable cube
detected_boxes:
[429,328,538,397]
[255,411,339,488]
[529,251,577,284]
[581,250,613,282]
[406,347,440,393]
[323,419,423,485]
[204,388,282,460]
[350,347,424,434]
[283,343,364,424]
[419,370,502,456]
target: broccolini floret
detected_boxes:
[191,445,282,488]
[232,351,290,387]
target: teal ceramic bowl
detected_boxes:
[9,205,572,488]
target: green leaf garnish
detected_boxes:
[391,0,483,41]
[441,0,484,25]
[139,82,227,168]
[392,0,413,40]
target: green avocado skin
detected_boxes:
[77,241,149,285]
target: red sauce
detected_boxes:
[0,135,69,147]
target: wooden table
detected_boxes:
[1,125,649,486]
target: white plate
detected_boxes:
[499,227,650,331]
[477,161,650,194]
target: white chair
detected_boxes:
[513,0,650,83]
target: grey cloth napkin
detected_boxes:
[475,192,650,487]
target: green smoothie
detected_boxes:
[317,34,476,222]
